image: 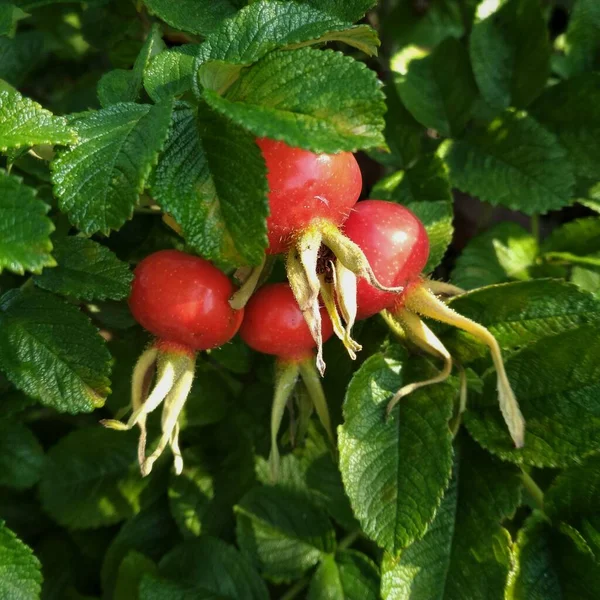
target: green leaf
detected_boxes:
[102,500,179,597]
[52,101,173,235]
[396,37,477,137]
[0,87,76,150]
[439,110,575,214]
[545,454,600,557]
[144,45,202,102]
[564,0,600,76]
[34,236,133,301]
[531,74,600,192]
[307,551,380,600]
[0,521,42,600]
[0,421,43,490]
[114,551,158,600]
[142,0,238,36]
[542,217,600,256]
[0,288,112,413]
[235,485,336,581]
[466,324,600,467]
[300,0,376,22]
[157,536,269,600]
[509,514,600,599]
[203,47,385,153]
[440,280,600,366]
[469,0,550,109]
[0,170,54,275]
[338,347,455,554]
[39,427,151,529]
[381,437,521,600]
[451,222,538,289]
[98,23,165,106]
[150,102,268,266]
[372,154,454,272]
[0,4,28,37]
[0,32,45,87]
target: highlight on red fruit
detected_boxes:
[102,250,244,477]
[239,283,335,481]
[231,140,408,373]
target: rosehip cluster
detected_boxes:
[106,138,524,478]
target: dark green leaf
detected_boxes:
[157,536,269,600]
[381,437,521,599]
[542,217,600,257]
[440,110,575,214]
[338,347,454,554]
[509,514,600,599]
[564,0,600,76]
[0,170,54,275]
[451,222,538,289]
[97,70,133,108]
[469,0,550,109]
[0,421,43,490]
[300,0,376,22]
[308,551,380,600]
[235,485,336,581]
[0,32,45,86]
[52,101,173,235]
[0,289,112,413]
[0,4,28,37]
[203,47,385,153]
[466,324,600,467]
[396,37,477,137]
[0,521,42,600]
[114,551,158,600]
[151,102,268,266]
[0,86,76,150]
[34,236,133,301]
[39,427,151,529]
[144,45,202,102]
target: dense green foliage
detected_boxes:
[1,0,599,598]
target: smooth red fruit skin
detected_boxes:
[257,138,362,255]
[129,250,244,351]
[239,283,334,361]
[343,200,430,320]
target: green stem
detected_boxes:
[280,576,310,600]
[531,214,540,243]
[520,470,544,512]
[543,252,600,268]
[338,529,361,551]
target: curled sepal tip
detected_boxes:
[101,343,196,476]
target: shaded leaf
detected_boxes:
[564,0,600,76]
[0,421,43,490]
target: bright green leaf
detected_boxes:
[308,551,380,600]
[470,0,550,109]
[564,0,600,76]
[142,0,238,36]
[509,514,600,599]
[150,102,268,266]
[34,236,133,301]
[235,485,336,581]
[203,47,385,153]
[439,110,575,214]
[466,324,600,467]
[0,170,54,275]
[157,536,269,600]
[0,86,76,150]
[0,421,43,490]
[451,222,538,289]
[0,289,112,413]
[39,427,150,529]
[542,217,600,257]
[0,521,42,600]
[52,101,173,234]
[396,37,477,137]
[381,437,521,600]
[338,348,455,554]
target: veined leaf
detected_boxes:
[0,288,112,413]
[439,110,575,214]
[0,86,76,150]
[150,102,268,266]
[52,101,173,234]
[541,217,600,257]
[0,170,55,275]
[34,236,133,301]
[381,437,521,600]
[338,347,455,554]
[144,45,202,102]
[300,0,376,22]
[203,47,385,153]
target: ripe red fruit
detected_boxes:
[240,283,334,361]
[103,250,244,477]
[257,138,362,255]
[343,200,429,320]
[130,250,244,351]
